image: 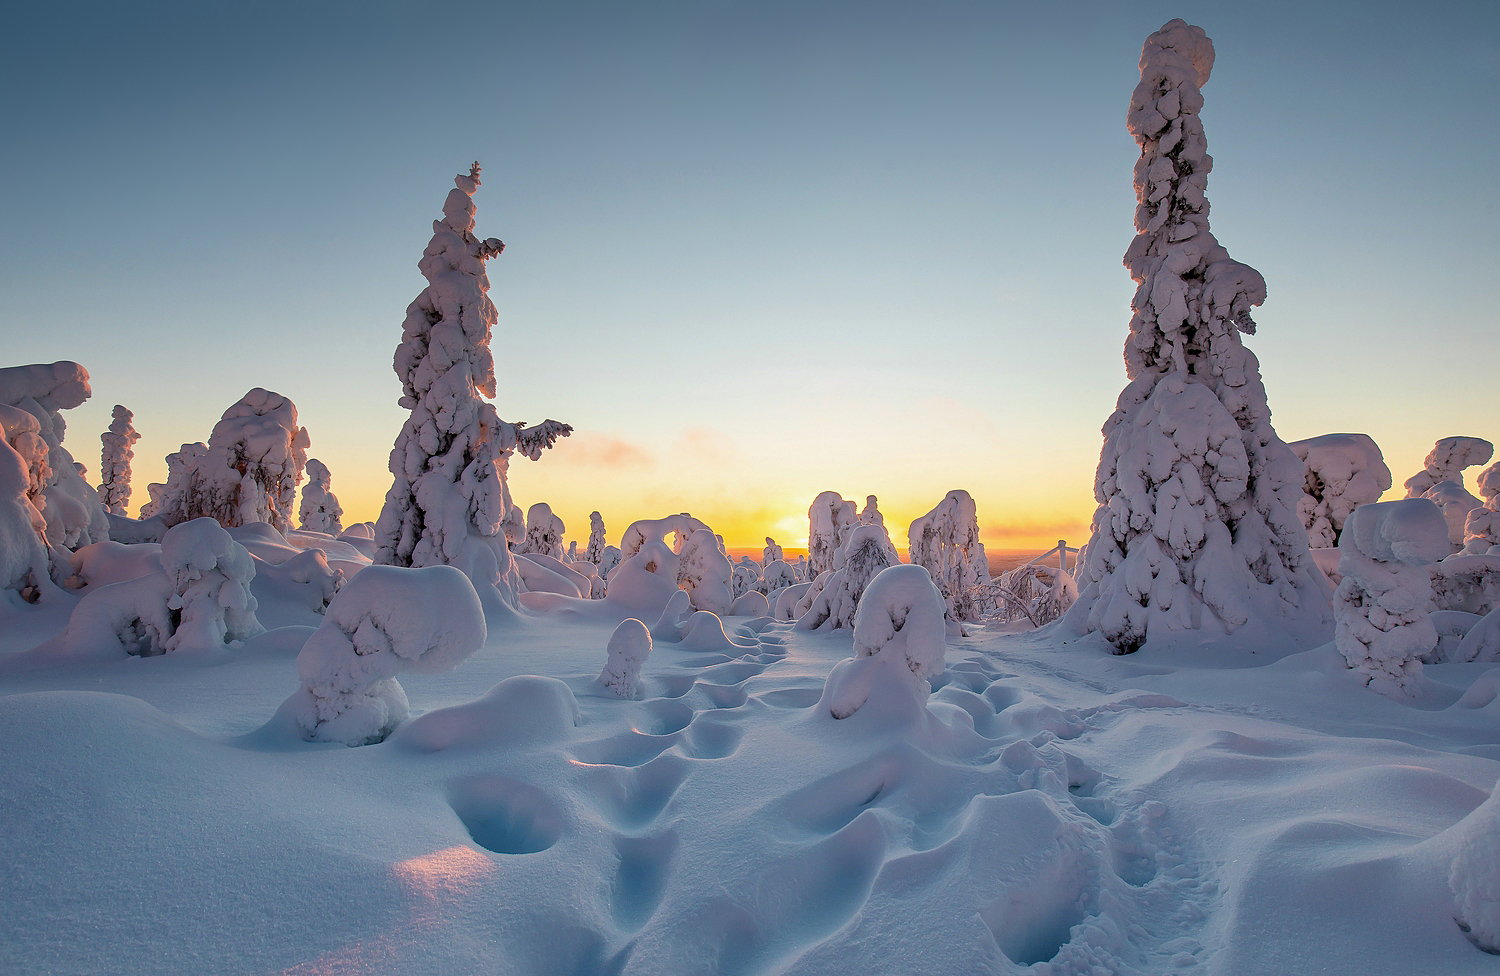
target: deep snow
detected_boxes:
[4,546,1500,976]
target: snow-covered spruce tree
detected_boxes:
[797,523,901,631]
[297,458,343,535]
[1063,21,1330,653]
[1403,437,1493,499]
[0,405,52,602]
[762,536,783,567]
[908,489,990,622]
[96,405,139,516]
[374,163,571,613]
[1423,480,1484,553]
[519,502,565,558]
[586,511,607,564]
[1464,463,1500,554]
[808,491,858,578]
[1288,433,1392,548]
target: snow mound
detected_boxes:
[395,674,580,752]
[1451,786,1500,952]
[290,564,485,746]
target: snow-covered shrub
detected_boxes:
[145,389,310,533]
[1403,437,1493,499]
[96,405,139,516]
[1431,554,1500,617]
[677,527,734,615]
[1064,22,1329,654]
[986,562,1078,628]
[585,511,607,564]
[290,564,485,746]
[773,581,812,620]
[759,559,797,595]
[0,362,109,554]
[797,523,900,631]
[1333,499,1450,697]
[820,564,947,719]
[373,163,571,613]
[762,536,783,567]
[1464,463,1500,554]
[1450,785,1500,952]
[160,517,263,652]
[732,558,761,598]
[297,458,343,535]
[808,491,858,578]
[598,544,621,581]
[519,502,565,558]
[908,489,990,622]
[598,617,651,699]
[1289,433,1392,548]
[729,590,770,617]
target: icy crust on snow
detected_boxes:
[821,564,946,718]
[373,164,570,614]
[1067,21,1327,654]
[1290,433,1392,548]
[908,488,990,621]
[1405,437,1494,500]
[96,404,139,517]
[291,564,485,746]
[1334,499,1451,696]
[0,361,109,558]
[296,458,343,535]
[599,617,652,699]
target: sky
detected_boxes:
[2,0,1497,550]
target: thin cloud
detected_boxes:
[554,433,653,468]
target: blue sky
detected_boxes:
[3,1,1496,546]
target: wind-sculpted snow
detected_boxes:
[1405,437,1494,500]
[820,564,946,718]
[1067,21,1328,654]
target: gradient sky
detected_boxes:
[3,1,1496,550]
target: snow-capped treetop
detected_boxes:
[762,537,783,567]
[1404,437,1494,499]
[586,511,607,565]
[0,362,90,443]
[859,495,884,526]
[1289,433,1392,548]
[1340,498,1451,567]
[97,405,140,517]
[0,361,108,552]
[374,163,571,611]
[521,502,565,559]
[1064,20,1327,653]
[1465,463,1500,554]
[1423,480,1484,552]
[298,458,343,535]
[808,491,858,578]
[908,489,989,620]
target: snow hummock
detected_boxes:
[1065,21,1329,654]
[1334,499,1451,696]
[372,163,571,615]
[290,564,486,746]
[1451,785,1500,952]
[96,404,139,517]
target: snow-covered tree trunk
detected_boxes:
[1064,20,1329,654]
[373,163,571,614]
[297,458,344,534]
[97,405,139,516]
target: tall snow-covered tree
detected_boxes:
[1064,20,1329,653]
[298,458,344,535]
[97,405,139,516]
[808,491,858,578]
[585,511,607,564]
[374,163,571,613]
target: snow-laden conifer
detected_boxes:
[586,511,607,565]
[761,536,783,568]
[1065,20,1328,653]
[297,458,343,535]
[520,502,565,559]
[808,491,857,578]
[1464,463,1500,554]
[1289,433,1391,548]
[908,489,990,622]
[97,405,139,516]
[1403,437,1493,499]
[373,164,571,612]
